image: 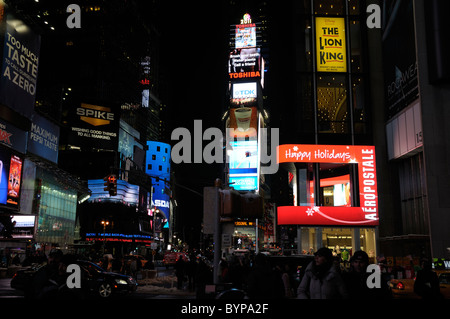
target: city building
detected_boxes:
[378,0,450,260]
[267,0,381,259]
[0,0,170,258]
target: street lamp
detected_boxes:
[101,220,109,254]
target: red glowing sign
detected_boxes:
[277,144,378,226]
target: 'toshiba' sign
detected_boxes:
[277,144,378,226]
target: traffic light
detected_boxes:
[220,189,263,219]
[103,174,117,196]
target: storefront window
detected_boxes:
[35,178,77,247]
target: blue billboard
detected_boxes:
[228,140,258,191]
[87,179,139,206]
[145,141,171,226]
[28,113,60,164]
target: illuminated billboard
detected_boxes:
[0,15,41,119]
[227,107,259,191]
[68,103,119,151]
[277,144,378,226]
[232,82,257,104]
[315,17,347,72]
[228,48,261,80]
[228,140,258,191]
[227,107,258,138]
[235,23,256,49]
[0,147,23,210]
[87,179,139,206]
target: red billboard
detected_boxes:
[277,144,378,226]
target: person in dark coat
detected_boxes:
[175,255,185,289]
[297,247,349,299]
[342,250,391,299]
[414,259,442,299]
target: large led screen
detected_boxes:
[228,140,258,191]
[235,23,256,49]
[87,179,139,206]
[228,48,261,80]
[0,148,23,210]
[231,82,257,105]
[277,144,378,226]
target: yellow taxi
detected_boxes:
[389,269,450,299]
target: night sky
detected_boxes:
[157,1,232,245]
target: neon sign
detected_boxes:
[277,144,378,226]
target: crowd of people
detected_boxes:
[4,246,444,299]
[178,247,443,300]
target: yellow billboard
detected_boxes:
[315,17,347,72]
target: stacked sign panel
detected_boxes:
[227,13,262,192]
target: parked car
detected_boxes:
[77,260,137,298]
[10,264,44,291]
[11,260,137,298]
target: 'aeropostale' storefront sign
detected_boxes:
[277,144,378,226]
[315,17,347,73]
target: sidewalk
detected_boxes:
[137,275,195,297]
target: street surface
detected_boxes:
[0,266,195,299]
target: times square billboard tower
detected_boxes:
[227,13,265,193]
[222,12,275,253]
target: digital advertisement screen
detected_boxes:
[228,47,261,79]
[277,144,378,226]
[87,179,139,206]
[0,148,23,210]
[231,82,257,105]
[235,24,256,48]
[228,140,258,191]
[227,107,258,139]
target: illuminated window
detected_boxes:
[317,75,349,134]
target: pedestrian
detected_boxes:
[281,264,294,298]
[186,255,197,291]
[195,257,212,298]
[175,255,185,289]
[130,256,137,277]
[342,250,391,299]
[414,258,442,299]
[247,253,284,299]
[297,247,349,299]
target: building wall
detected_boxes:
[414,0,450,258]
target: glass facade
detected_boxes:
[293,0,369,145]
[35,169,78,248]
[279,0,375,255]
